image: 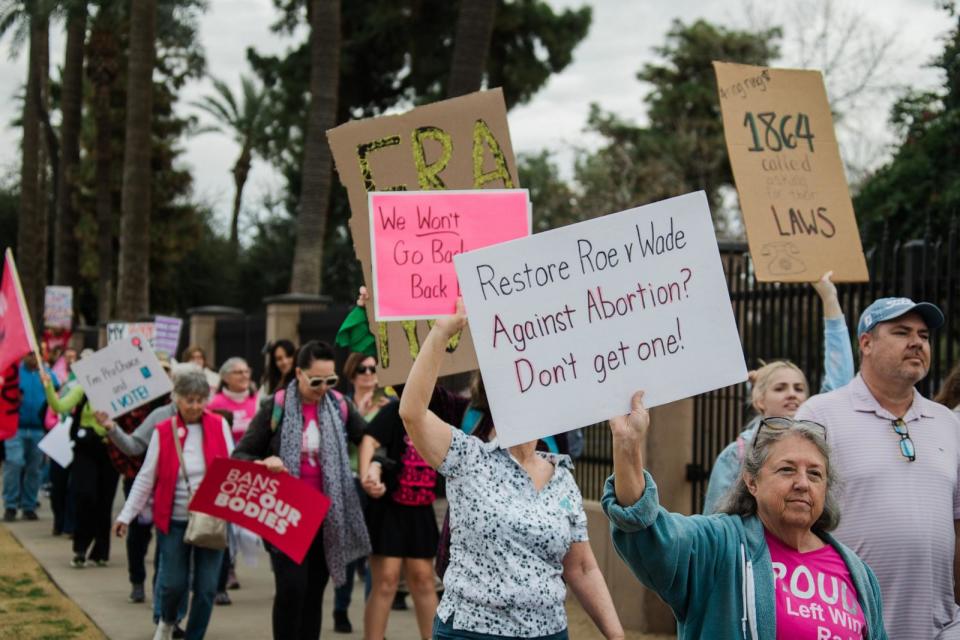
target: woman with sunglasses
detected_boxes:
[702,271,854,514]
[233,340,371,640]
[344,353,393,420]
[605,391,888,639]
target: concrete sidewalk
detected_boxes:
[2,496,424,640]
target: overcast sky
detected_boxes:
[0,0,951,239]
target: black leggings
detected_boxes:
[71,444,119,561]
[269,531,329,640]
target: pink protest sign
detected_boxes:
[189,458,330,564]
[369,189,531,320]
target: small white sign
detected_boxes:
[454,191,748,448]
[38,417,74,468]
[71,338,173,418]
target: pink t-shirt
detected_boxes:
[766,531,866,639]
[299,403,323,492]
[207,392,259,442]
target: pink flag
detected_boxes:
[0,250,35,374]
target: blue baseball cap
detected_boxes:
[857,297,945,336]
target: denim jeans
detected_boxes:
[156,520,224,640]
[152,542,189,624]
[2,427,44,511]
[432,614,569,640]
[333,557,366,611]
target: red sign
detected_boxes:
[189,458,331,564]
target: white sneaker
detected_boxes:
[152,621,174,640]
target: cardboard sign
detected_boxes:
[713,61,868,282]
[189,458,330,565]
[154,316,183,357]
[370,190,531,320]
[38,417,74,468]
[106,322,156,350]
[43,286,73,330]
[454,191,748,448]
[328,89,519,385]
[70,338,173,418]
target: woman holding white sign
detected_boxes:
[113,370,234,640]
[40,367,120,569]
[399,301,624,640]
[604,391,887,639]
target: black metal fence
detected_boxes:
[215,314,267,381]
[689,221,960,513]
[570,221,960,505]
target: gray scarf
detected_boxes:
[277,380,370,585]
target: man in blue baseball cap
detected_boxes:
[798,296,960,639]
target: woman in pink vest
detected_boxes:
[114,370,234,640]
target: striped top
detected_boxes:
[797,374,960,639]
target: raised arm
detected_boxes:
[42,370,83,414]
[398,300,467,469]
[812,270,854,392]
[563,541,624,639]
[609,390,650,506]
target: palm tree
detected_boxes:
[289,0,340,295]
[115,0,155,320]
[447,0,498,98]
[86,5,119,322]
[52,0,86,291]
[192,74,269,252]
[1,0,53,323]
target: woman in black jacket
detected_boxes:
[233,340,370,640]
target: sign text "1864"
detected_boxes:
[743,112,815,153]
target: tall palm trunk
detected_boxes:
[16,9,50,325]
[289,0,340,295]
[115,0,155,319]
[53,3,87,291]
[229,143,252,253]
[88,15,119,323]
[447,0,498,98]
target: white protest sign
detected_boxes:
[38,417,74,467]
[71,338,173,418]
[454,191,748,448]
[106,322,156,350]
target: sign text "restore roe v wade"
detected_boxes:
[454,191,748,448]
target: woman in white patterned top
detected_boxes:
[399,300,624,640]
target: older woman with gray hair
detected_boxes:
[602,391,887,640]
[114,370,234,640]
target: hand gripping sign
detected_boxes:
[189,458,330,564]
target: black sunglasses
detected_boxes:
[304,374,339,388]
[752,416,828,451]
[891,418,917,462]
[356,365,377,375]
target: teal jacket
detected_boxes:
[602,472,887,640]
